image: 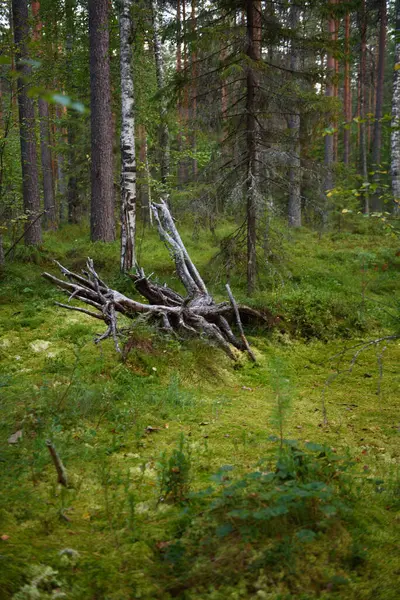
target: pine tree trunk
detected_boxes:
[31,0,56,230]
[245,0,261,295]
[359,0,369,214]
[66,0,79,224]
[38,98,56,229]
[391,0,400,214]
[371,0,387,212]
[343,11,351,165]
[119,0,136,272]
[12,0,41,246]
[191,0,198,180]
[151,0,170,198]
[324,0,335,203]
[89,0,115,241]
[288,1,301,228]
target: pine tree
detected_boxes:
[12,0,42,246]
[89,0,115,241]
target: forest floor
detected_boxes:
[0,219,399,599]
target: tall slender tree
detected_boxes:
[391,0,400,214]
[151,0,170,199]
[89,0,115,241]
[324,0,336,201]
[12,0,41,246]
[288,0,301,228]
[66,0,79,224]
[119,0,136,271]
[371,0,387,212]
[245,0,261,294]
[359,0,369,214]
[32,0,56,230]
[343,10,351,165]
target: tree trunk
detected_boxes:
[89,0,115,241]
[371,0,387,212]
[66,0,79,224]
[324,0,336,201]
[38,98,56,229]
[343,11,351,165]
[245,0,261,295]
[359,0,369,214]
[288,1,301,228]
[31,0,56,230]
[138,124,151,224]
[391,0,400,214]
[119,0,136,272]
[151,0,170,198]
[12,0,41,246]
[191,0,198,180]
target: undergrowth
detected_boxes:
[0,220,399,599]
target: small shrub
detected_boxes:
[158,440,355,596]
[157,434,191,503]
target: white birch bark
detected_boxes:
[119,0,136,271]
[151,0,170,195]
[391,0,400,215]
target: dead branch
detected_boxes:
[46,440,68,487]
[43,201,273,360]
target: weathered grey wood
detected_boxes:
[43,202,270,359]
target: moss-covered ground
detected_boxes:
[0,220,399,599]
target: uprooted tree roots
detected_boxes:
[42,201,270,361]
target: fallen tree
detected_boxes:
[43,201,270,360]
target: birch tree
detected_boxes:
[119,0,136,271]
[151,0,170,198]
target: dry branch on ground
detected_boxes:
[43,201,270,359]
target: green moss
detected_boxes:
[0,222,399,598]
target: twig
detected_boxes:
[4,207,53,259]
[46,440,68,487]
[226,284,256,361]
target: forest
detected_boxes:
[0,0,400,598]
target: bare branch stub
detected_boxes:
[43,202,273,360]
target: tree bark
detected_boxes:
[391,0,400,214]
[371,0,387,212]
[31,0,56,230]
[12,0,42,246]
[190,0,198,180]
[324,0,336,202]
[359,0,369,214]
[343,11,351,165]
[151,0,170,198]
[288,1,301,228]
[119,0,136,272]
[138,124,151,224]
[89,0,115,241]
[245,0,261,295]
[38,98,56,228]
[66,0,79,224]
